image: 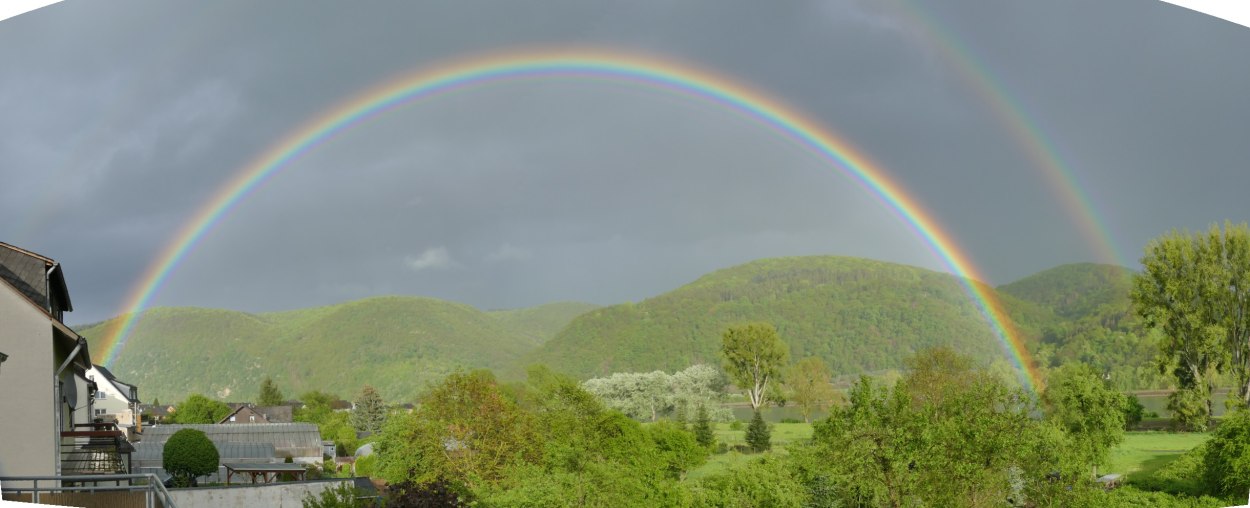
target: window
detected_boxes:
[229,416,236,422]
[94,409,106,416]
[249,415,256,422]
[95,391,107,400]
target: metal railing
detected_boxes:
[0,473,176,508]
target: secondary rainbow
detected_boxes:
[891,0,1129,267]
[97,48,1042,391]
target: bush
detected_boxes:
[690,456,807,507]
[1124,394,1146,430]
[728,420,744,431]
[162,429,219,487]
[745,411,771,452]
[780,418,802,424]
[302,482,369,508]
[1204,409,1250,496]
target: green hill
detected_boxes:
[998,263,1169,390]
[78,297,598,403]
[523,256,1044,380]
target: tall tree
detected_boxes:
[786,356,837,423]
[1132,222,1250,425]
[720,322,789,410]
[294,390,338,425]
[350,385,387,434]
[1042,363,1126,478]
[258,376,285,407]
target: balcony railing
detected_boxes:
[61,423,133,476]
[0,473,176,508]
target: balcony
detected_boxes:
[61,423,134,479]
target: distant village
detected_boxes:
[0,241,371,506]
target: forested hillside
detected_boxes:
[79,297,598,402]
[999,263,1169,390]
[524,256,1043,380]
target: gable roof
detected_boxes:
[0,242,71,313]
[90,364,140,403]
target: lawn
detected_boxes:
[686,422,813,480]
[1106,431,1209,479]
[688,426,1210,483]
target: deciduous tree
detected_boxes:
[1132,222,1250,426]
[163,428,219,487]
[171,394,231,424]
[1042,363,1126,478]
[721,322,789,410]
[786,356,837,423]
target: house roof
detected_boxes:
[0,241,72,313]
[142,423,322,452]
[90,364,140,403]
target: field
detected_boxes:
[687,424,1211,484]
[1108,431,1210,480]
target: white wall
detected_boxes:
[0,283,56,478]
[167,479,361,508]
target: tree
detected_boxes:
[350,385,387,435]
[582,364,730,422]
[163,428,219,487]
[1123,394,1146,430]
[693,404,715,449]
[171,394,231,424]
[258,376,285,407]
[1132,222,1250,425]
[294,390,339,425]
[721,322,789,410]
[302,481,371,508]
[1042,363,1126,478]
[745,410,771,452]
[786,357,837,423]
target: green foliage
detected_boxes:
[162,429,219,487]
[1132,223,1250,425]
[648,421,708,478]
[294,390,338,425]
[1130,443,1208,496]
[795,349,1089,507]
[258,376,285,406]
[1124,394,1147,430]
[688,456,808,508]
[744,411,770,453]
[1042,363,1127,473]
[349,385,386,435]
[353,454,377,478]
[1002,263,1169,392]
[301,482,369,508]
[1203,409,1250,496]
[721,322,789,410]
[79,298,597,402]
[1092,486,1231,508]
[170,394,231,424]
[528,257,1029,382]
[693,404,715,448]
[785,356,836,423]
[375,370,537,491]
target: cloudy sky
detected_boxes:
[2,1,1247,324]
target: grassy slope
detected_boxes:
[79,296,597,403]
[526,256,1045,380]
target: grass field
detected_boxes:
[687,424,1211,484]
[1107,431,1209,480]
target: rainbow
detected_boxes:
[96,48,1042,392]
[890,0,1128,267]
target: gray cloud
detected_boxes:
[1,0,1247,323]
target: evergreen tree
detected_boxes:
[258,376,285,407]
[693,404,715,448]
[745,410,771,452]
[350,385,387,435]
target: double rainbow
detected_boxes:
[95,49,1041,392]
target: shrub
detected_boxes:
[162,429,219,487]
[302,482,369,508]
[693,404,715,449]
[728,420,744,431]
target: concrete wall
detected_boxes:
[0,282,56,478]
[167,479,359,508]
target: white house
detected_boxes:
[87,364,141,436]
